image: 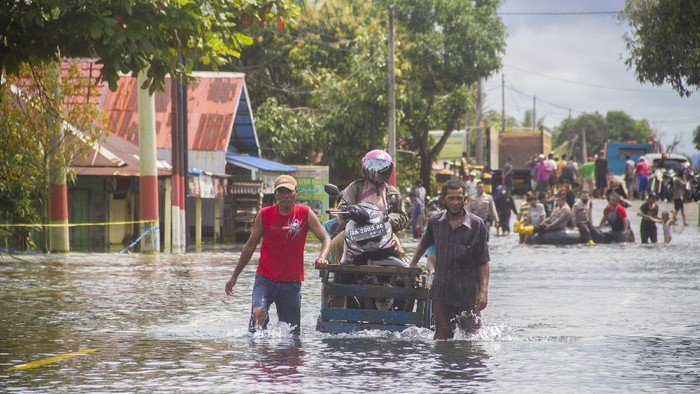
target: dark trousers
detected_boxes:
[432,300,481,340]
[578,222,602,243]
[640,223,658,244]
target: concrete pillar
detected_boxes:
[137,70,160,253]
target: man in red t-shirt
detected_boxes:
[225,175,330,335]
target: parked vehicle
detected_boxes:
[641,153,691,201]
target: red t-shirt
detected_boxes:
[257,204,310,282]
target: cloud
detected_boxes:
[484,0,700,155]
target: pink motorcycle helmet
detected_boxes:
[362,149,394,184]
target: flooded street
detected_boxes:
[2,201,699,392]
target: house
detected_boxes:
[67,63,297,251]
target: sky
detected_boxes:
[483,0,700,161]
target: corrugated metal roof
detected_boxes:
[101,72,246,152]
[72,133,172,177]
[227,154,297,173]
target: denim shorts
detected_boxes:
[249,274,302,335]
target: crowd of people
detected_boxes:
[223,147,689,339]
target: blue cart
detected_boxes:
[316,265,432,334]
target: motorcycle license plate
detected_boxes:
[348,222,387,242]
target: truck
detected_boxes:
[603,142,653,175]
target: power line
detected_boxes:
[499,11,620,16]
[503,64,674,93]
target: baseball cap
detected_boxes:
[274,175,297,191]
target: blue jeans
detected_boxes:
[249,274,302,335]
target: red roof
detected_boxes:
[101,73,244,151]
[71,132,172,177]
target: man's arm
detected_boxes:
[409,220,433,268]
[475,261,490,312]
[307,210,331,268]
[225,211,264,296]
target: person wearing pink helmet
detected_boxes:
[329,149,409,264]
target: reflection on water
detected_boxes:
[1,219,699,392]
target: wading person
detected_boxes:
[599,193,629,243]
[637,192,661,244]
[571,190,601,245]
[671,171,688,226]
[224,175,331,336]
[467,181,499,240]
[409,180,490,340]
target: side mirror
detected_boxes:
[324,184,341,196]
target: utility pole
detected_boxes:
[475,81,483,164]
[532,95,537,130]
[387,4,396,186]
[582,128,587,161]
[501,74,505,133]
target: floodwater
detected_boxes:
[1,202,699,393]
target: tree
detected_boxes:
[622,0,700,97]
[233,1,393,183]
[1,62,103,249]
[232,0,505,193]
[392,0,506,194]
[1,1,297,249]
[0,0,299,92]
[554,111,654,159]
[605,110,653,142]
[694,125,700,151]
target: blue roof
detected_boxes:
[227,154,297,173]
[228,85,260,157]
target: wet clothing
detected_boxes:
[571,199,601,243]
[258,204,310,282]
[252,203,310,335]
[639,201,659,244]
[495,194,518,233]
[603,204,627,232]
[419,208,490,310]
[249,274,301,335]
[602,203,628,243]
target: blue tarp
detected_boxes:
[226,154,297,173]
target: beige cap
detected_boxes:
[274,175,297,191]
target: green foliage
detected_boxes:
[0,0,300,92]
[392,0,506,195]
[1,62,104,248]
[693,125,700,151]
[553,110,654,158]
[234,0,390,184]
[231,0,504,192]
[622,0,700,97]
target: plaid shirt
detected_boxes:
[419,208,490,309]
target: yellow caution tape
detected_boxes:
[9,348,99,371]
[1,221,157,228]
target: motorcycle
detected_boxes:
[324,184,414,311]
[649,168,674,202]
